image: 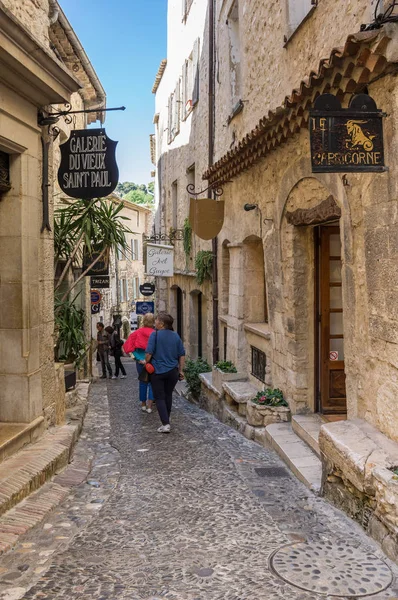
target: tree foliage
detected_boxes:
[54,197,133,301]
[116,181,154,205]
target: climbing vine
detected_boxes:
[183,218,192,257]
[195,250,213,285]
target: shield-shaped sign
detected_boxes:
[189,198,225,240]
[58,128,119,199]
[83,247,109,276]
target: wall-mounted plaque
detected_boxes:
[58,128,119,199]
[309,94,386,173]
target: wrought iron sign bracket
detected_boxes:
[144,230,184,244]
[38,105,126,139]
[186,181,231,198]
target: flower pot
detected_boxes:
[212,367,246,395]
[247,401,290,427]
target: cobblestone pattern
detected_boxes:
[0,361,397,599]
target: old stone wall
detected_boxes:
[1,0,51,45]
[154,0,214,362]
[214,0,374,162]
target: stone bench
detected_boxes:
[320,418,398,562]
[222,381,257,416]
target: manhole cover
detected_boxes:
[255,466,290,478]
[270,541,393,597]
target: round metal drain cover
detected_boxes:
[270,541,393,597]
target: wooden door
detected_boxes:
[317,226,347,413]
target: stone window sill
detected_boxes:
[244,322,271,340]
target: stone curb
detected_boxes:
[0,382,91,555]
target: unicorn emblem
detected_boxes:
[346,120,376,151]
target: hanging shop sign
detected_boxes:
[58,128,119,199]
[139,282,155,297]
[91,290,102,305]
[83,248,109,276]
[146,243,174,277]
[309,94,386,173]
[91,302,101,315]
[189,198,225,240]
[90,276,110,288]
[136,301,155,315]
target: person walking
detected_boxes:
[145,313,185,433]
[123,313,155,413]
[110,327,127,380]
[96,322,112,379]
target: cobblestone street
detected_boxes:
[0,360,398,600]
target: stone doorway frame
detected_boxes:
[276,158,352,415]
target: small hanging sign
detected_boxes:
[83,248,109,276]
[90,276,110,288]
[309,94,386,173]
[139,283,155,296]
[146,243,174,277]
[189,198,225,240]
[58,128,119,199]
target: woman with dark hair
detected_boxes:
[97,323,112,379]
[145,313,185,433]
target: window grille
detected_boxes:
[251,346,266,382]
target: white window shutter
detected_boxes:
[167,95,173,144]
[181,62,187,119]
[192,37,200,106]
[288,0,313,33]
[175,78,181,135]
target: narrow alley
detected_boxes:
[0,362,397,600]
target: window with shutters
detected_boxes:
[285,0,316,42]
[132,209,139,227]
[120,279,128,303]
[181,38,200,120]
[168,79,182,143]
[132,276,140,299]
[131,238,139,261]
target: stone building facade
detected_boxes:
[152,0,214,361]
[0,0,105,436]
[91,196,153,335]
[153,0,398,559]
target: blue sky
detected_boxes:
[61,0,167,186]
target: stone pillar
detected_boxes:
[226,243,246,371]
[0,141,43,423]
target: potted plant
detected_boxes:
[247,388,291,427]
[212,360,246,394]
[183,357,212,400]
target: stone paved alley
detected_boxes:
[0,361,398,600]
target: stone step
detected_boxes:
[265,423,322,493]
[291,414,323,457]
[0,417,45,465]
[0,424,79,519]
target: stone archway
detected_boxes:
[280,177,344,414]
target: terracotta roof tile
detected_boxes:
[203,30,392,185]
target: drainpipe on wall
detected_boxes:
[209,0,219,363]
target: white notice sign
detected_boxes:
[146,243,174,277]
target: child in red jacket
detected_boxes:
[123,313,155,413]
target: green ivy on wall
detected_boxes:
[183,218,192,257]
[195,250,213,285]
